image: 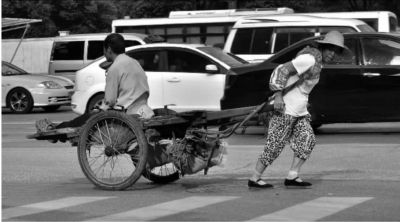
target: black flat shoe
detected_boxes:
[284,177,312,188]
[248,179,273,188]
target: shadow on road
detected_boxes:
[2,106,72,115]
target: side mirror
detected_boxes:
[205,64,219,74]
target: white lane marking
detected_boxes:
[87,196,239,221]
[2,121,63,125]
[3,196,114,220]
[2,122,35,125]
[228,144,400,148]
[248,197,373,221]
[3,138,35,142]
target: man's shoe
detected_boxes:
[248,179,273,188]
[284,177,312,188]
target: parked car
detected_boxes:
[71,43,248,114]
[2,61,75,113]
[223,32,400,127]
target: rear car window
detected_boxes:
[88,40,142,60]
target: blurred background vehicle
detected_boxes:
[224,32,400,128]
[297,11,398,32]
[71,43,248,114]
[223,15,375,63]
[2,61,74,114]
[112,7,294,47]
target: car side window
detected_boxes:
[252,28,273,54]
[232,28,273,54]
[127,50,162,71]
[52,41,84,60]
[273,27,316,53]
[167,50,211,73]
[88,41,104,60]
[231,29,252,54]
[362,37,400,65]
[328,38,357,65]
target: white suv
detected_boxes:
[71,43,247,114]
[224,15,375,63]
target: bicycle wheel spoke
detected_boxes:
[91,120,135,182]
[104,120,113,145]
[95,123,106,146]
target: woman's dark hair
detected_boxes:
[104,33,125,54]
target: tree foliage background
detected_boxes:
[2,0,400,38]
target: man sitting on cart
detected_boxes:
[36,33,154,134]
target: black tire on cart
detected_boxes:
[77,110,148,190]
[140,108,181,184]
[142,163,180,184]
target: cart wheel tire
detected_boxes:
[77,110,148,190]
[7,88,34,114]
[142,163,180,184]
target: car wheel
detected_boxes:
[87,93,104,113]
[42,105,61,112]
[7,88,34,114]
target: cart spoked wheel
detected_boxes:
[77,111,148,190]
[142,162,180,184]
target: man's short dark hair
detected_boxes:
[104,33,125,54]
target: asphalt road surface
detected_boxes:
[2,107,400,221]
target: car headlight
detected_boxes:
[37,81,63,89]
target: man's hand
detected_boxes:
[98,102,110,111]
[274,91,285,112]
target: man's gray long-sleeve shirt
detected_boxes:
[104,53,150,114]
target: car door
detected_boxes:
[127,49,164,109]
[311,37,366,123]
[163,48,226,112]
[49,41,85,79]
[358,36,400,121]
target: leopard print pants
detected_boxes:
[259,111,316,166]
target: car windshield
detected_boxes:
[198,46,249,67]
[357,24,376,32]
[2,62,28,76]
